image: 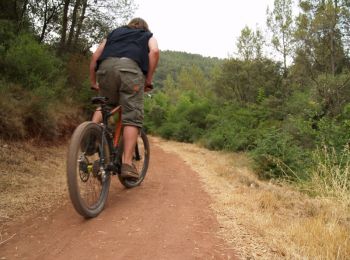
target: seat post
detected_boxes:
[101,104,109,126]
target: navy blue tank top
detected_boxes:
[97,26,153,75]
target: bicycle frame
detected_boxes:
[98,101,143,175]
[99,104,121,139]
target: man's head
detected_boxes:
[127,18,150,32]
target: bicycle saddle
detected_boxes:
[91,96,108,105]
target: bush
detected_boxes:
[0,20,17,72]
[0,83,28,139]
[0,32,88,140]
[0,82,55,139]
[4,34,64,88]
[315,117,350,149]
[144,92,169,133]
[202,104,264,151]
[250,128,310,180]
[146,91,211,143]
[312,73,350,117]
[0,81,82,140]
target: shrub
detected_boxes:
[144,92,169,133]
[4,34,64,88]
[0,81,82,140]
[202,104,263,151]
[0,83,28,139]
[146,91,211,143]
[250,128,310,180]
[0,20,17,72]
[314,116,350,150]
[312,73,350,117]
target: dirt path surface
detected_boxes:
[1,139,237,259]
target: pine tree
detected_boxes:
[267,0,295,75]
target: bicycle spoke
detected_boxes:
[77,148,103,209]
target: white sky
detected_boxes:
[134,0,275,59]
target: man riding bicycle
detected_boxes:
[89,17,159,180]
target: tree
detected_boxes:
[236,26,265,61]
[59,0,70,52]
[293,0,350,117]
[62,0,136,52]
[28,0,62,43]
[0,0,30,32]
[294,0,349,76]
[267,0,295,75]
[27,0,137,52]
[66,0,81,48]
[213,58,282,104]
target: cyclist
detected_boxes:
[89,17,159,179]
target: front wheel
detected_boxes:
[118,130,150,188]
[67,122,111,218]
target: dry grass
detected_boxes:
[0,139,68,243]
[153,137,350,259]
[305,146,350,207]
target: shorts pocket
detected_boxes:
[120,69,144,95]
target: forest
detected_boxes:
[1,0,349,200]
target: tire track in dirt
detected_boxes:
[1,139,237,259]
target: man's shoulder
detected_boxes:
[109,26,152,40]
[111,26,128,33]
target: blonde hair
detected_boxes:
[127,17,150,32]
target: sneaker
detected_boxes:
[120,163,139,179]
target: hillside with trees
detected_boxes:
[145,0,350,202]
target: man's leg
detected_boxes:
[92,109,102,123]
[122,125,139,165]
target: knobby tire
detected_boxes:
[67,122,111,218]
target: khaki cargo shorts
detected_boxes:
[96,57,145,128]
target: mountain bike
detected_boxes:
[66,96,150,218]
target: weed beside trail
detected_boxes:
[155,137,350,259]
[305,146,350,206]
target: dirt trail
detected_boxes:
[1,139,237,259]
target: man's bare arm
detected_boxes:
[89,39,107,90]
[146,37,160,86]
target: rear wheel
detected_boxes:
[67,122,111,218]
[118,130,150,188]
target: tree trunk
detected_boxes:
[66,0,81,50]
[282,31,287,77]
[330,0,338,75]
[39,0,48,43]
[39,0,61,43]
[17,0,29,31]
[73,0,87,47]
[59,0,70,52]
